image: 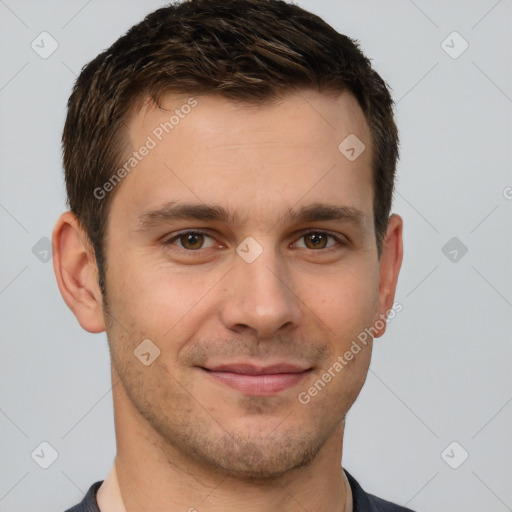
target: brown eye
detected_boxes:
[303,232,329,249]
[179,232,205,250]
[164,231,218,252]
[295,232,341,250]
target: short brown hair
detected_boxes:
[62,0,399,292]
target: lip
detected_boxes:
[200,363,312,396]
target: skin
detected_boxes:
[53,89,403,512]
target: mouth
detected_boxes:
[199,363,313,396]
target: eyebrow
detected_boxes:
[135,201,366,231]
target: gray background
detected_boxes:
[1,1,511,511]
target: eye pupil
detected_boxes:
[305,233,327,249]
[180,233,204,250]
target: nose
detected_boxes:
[219,247,302,338]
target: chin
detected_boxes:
[184,424,328,481]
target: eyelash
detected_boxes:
[162,230,345,251]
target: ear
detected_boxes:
[373,214,403,339]
[52,211,106,333]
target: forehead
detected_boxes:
[112,89,374,226]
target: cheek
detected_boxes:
[106,255,223,342]
[300,262,379,339]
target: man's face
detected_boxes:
[103,90,386,478]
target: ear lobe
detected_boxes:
[52,211,106,333]
[373,214,403,339]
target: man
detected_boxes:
[53,0,410,510]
